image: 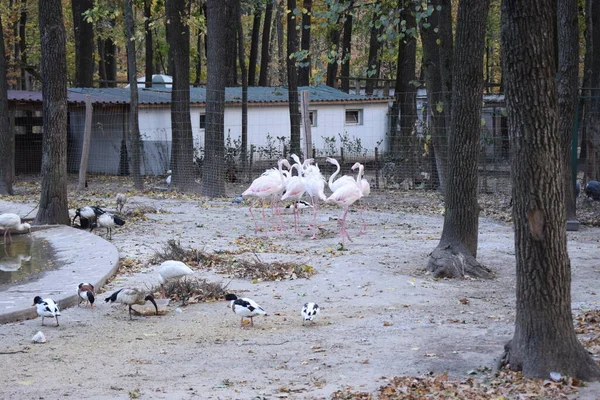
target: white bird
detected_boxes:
[0,213,31,244]
[72,206,105,230]
[77,283,95,308]
[157,260,194,298]
[32,296,60,326]
[94,213,125,240]
[326,162,364,244]
[356,164,371,234]
[105,288,158,320]
[326,157,356,193]
[303,162,328,238]
[116,193,127,213]
[166,170,172,187]
[283,200,313,213]
[0,254,31,272]
[225,293,267,327]
[301,302,320,324]
[281,155,310,232]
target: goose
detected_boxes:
[32,296,60,326]
[157,260,194,298]
[225,293,267,327]
[301,302,320,324]
[105,288,158,320]
[77,283,95,308]
[0,213,31,244]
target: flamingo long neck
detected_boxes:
[355,165,364,187]
[277,160,286,185]
[328,161,341,188]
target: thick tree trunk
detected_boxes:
[144,0,154,88]
[275,0,286,86]
[72,0,95,87]
[501,0,600,380]
[99,36,117,88]
[200,0,229,197]
[325,9,341,88]
[365,8,382,96]
[427,0,492,279]
[248,4,261,86]
[224,2,237,86]
[297,0,312,86]
[420,1,448,193]
[258,0,273,86]
[438,0,453,130]
[167,0,197,193]
[35,0,70,226]
[18,0,29,90]
[340,7,353,93]
[287,0,301,156]
[557,0,579,224]
[125,0,143,190]
[0,15,14,195]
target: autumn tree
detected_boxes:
[200,0,230,197]
[0,15,13,195]
[34,0,70,225]
[297,0,312,86]
[258,0,273,86]
[167,0,197,192]
[72,0,95,87]
[426,0,492,278]
[248,2,261,86]
[287,0,301,155]
[144,0,154,87]
[500,0,600,380]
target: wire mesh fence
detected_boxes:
[9,87,512,196]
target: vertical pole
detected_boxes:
[78,95,93,190]
[375,146,380,189]
[300,90,311,159]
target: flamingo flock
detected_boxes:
[242,155,370,243]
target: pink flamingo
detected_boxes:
[303,162,327,238]
[356,164,371,234]
[243,159,289,233]
[326,162,363,244]
[281,154,310,232]
[326,157,356,192]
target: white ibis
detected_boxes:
[72,206,105,229]
[95,213,125,240]
[301,302,320,324]
[77,283,95,308]
[105,288,158,320]
[32,296,60,326]
[157,260,193,298]
[0,213,31,244]
[225,294,267,327]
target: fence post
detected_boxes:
[78,95,93,191]
[375,146,380,190]
[340,147,345,163]
[300,91,312,159]
[249,145,255,183]
[383,81,390,97]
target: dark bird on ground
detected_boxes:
[73,206,105,229]
[33,296,60,326]
[225,293,267,327]
[105,288,158,320]
[585,181,600,201]
[77,283,95,308]
[232,194,243,204]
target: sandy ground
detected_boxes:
[1,190,600,399]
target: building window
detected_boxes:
[309,111,317,127]
[345,109,362,125]
[199,113,206,129]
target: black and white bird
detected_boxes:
[283,200,313,213]
[0,213,31,244]
[116,193,127,213]
[301,302,320,324]
[157,260,193,298]
[77,283,95,308]
[73,206,105,229]
[32,296,60,326]
[225,294,267,327]
[105,288,158,320]
[94,213,125,240]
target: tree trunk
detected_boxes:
[224,2,237,86]
[0,15,14,195]
[248,3,261,86]
[195,31,203,85]
[72,0,95,87]
[325,7,341,88]
[125,0,143,190]
[557,0,579,224]
[200,0,229,197]
[297,0,312,86]
[18,0,29,90]
[420,1,448,193]
[427,0,492,279]
[258,0,273,86]
[167,0,197,193]
[99,35,117,88]
[287,0,301,156]
[275,0,286,85]
[35,0,70,226]
[237,0,248,179]
[340,6,353,93]
[501,0,600,380]
[365,7,382,96]
[144,0,154,88]
[438,0,453,131]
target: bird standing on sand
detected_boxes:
[105,288,158,320]
[72,206,105,229]
[157,260,194,298]
[95,213,125,240]
[301,302,320,324]
[116,193,127,213]
[77,283,95,308]
[326,162,364,244]
[33,296,60,326]
[225,294,267,327]
[0,213,31,244]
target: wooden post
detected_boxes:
[375,146,380,189]
[355,79,361,95]
[78,95,93,191]
[249,145,255,183]
[300,90,312,159]
[383,80,390,97]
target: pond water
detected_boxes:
[0,235,57,286]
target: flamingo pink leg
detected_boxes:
[339,206,353,244]
[358,201,370,235]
